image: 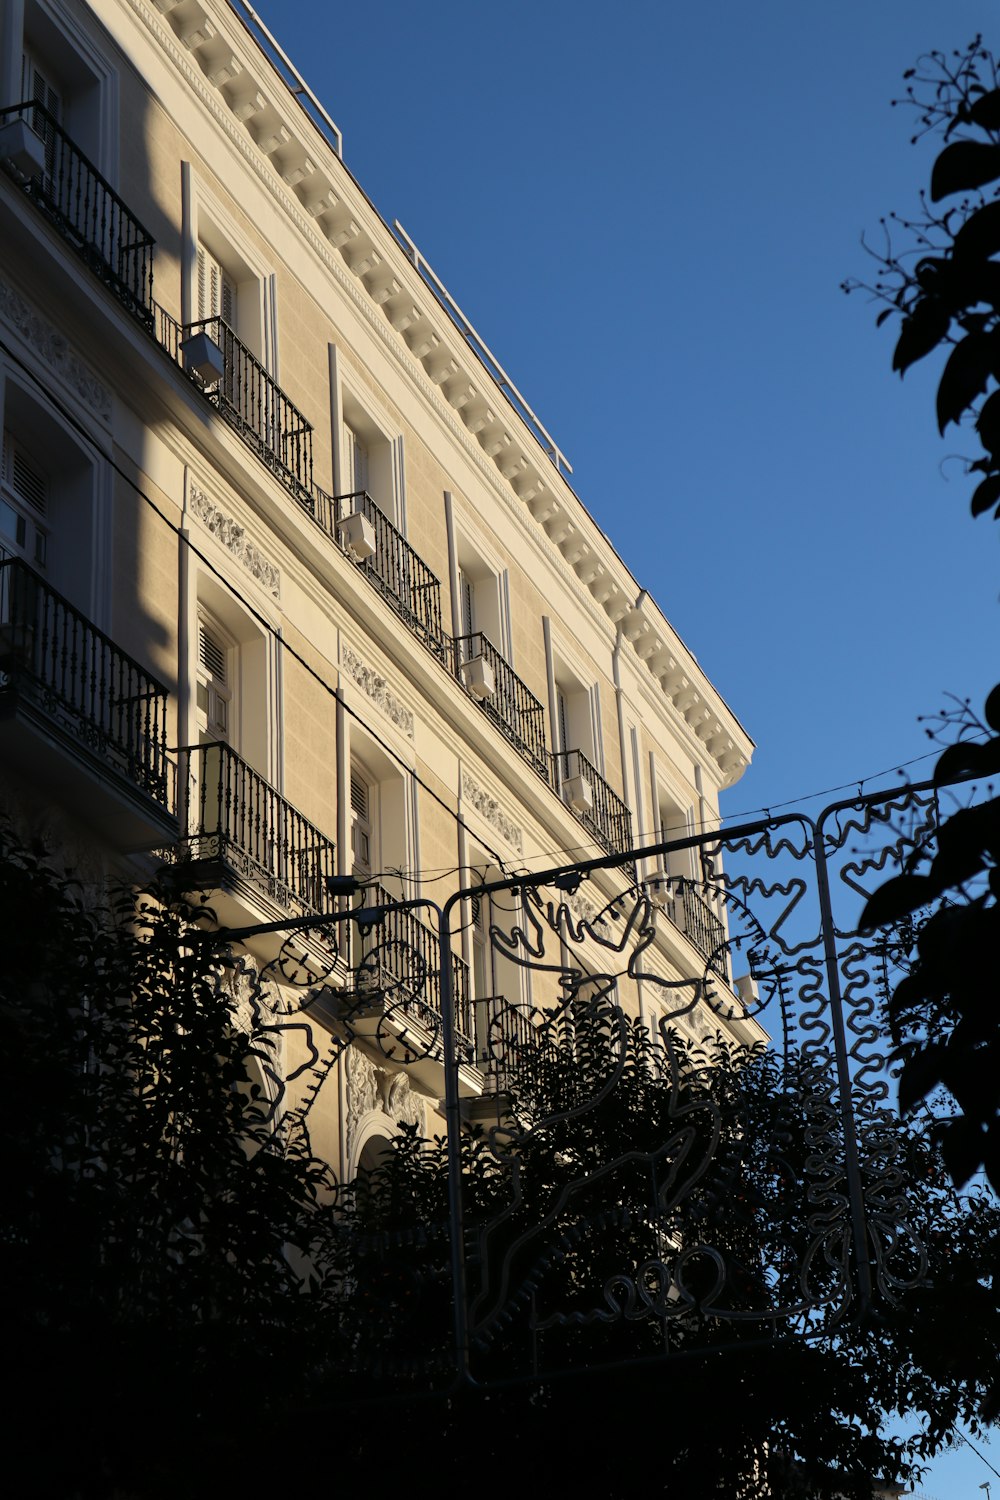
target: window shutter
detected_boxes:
[197,245,235,326]
[3,431,48,513]
[557,689,569,756]
[350,769,368,821]
[199,621,227,683]
[344,424,368,496]
[22,55,62,119]
[458,569,474,639]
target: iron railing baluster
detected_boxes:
[453,631,549,779]
[1,101,155,324]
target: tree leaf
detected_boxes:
[970,473,1000,514]
[984,682,1000,731]
[936,333,996,431]
[892,299,951,374]
[898,1045,945,1114]
[967,87,1000,131]
[935,735,1000,782]
[930,140,1000,200]
[937,1115,985,1189]
[977,386,1000,452]
[953,198,1000,261]
[859,873,934,933]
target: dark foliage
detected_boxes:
[3,829,997,1497]
[847,40,1000,1207]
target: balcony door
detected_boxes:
[21,50,63,191]
[0,431,48,572]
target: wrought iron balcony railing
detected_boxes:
[647,873,728,979]
[453,631,549,780]
[477,995,562,1096]
[178,742,336,916]
[317,489,448,659]
[156,308,315,509]
[0,557,171,804]
[0,101,155,323]
[553,747,634,871]
[353,882,474,1054]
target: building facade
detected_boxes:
[0,0,762,1177]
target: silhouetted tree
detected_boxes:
[4,825,996,1498]
[846,41,1000,1208]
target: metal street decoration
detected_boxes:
[211,776,952,1387]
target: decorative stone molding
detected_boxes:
[345,1047,380,1152]
[345,1046,426,1163]
[461,771,523,855]
[189,483,281,597]
[0,276,111,420]
[564,887,609,934]
[342,643,414,740]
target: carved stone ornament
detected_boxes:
[0,276,111,420]
[345,1047,427,1161]
[564,886,608,933]
[460,771,523,855]
[345,1046,380,1153]
[342,642,414,740]
[189,484,281,598]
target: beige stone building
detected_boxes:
[0,0,763,1174]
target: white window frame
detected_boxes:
[0,427,48,569]
[196,612,235,746]
[0,370,106,621]
[450,527,511,661]
[8,0,119,181]
[332,360,406,531]
[182,166,276,370]
[349,760,375,879]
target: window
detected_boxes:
[183,174,271,366]
[554,674,596,763]
[190,574,271,775]
[0,379,99,614]
[196,616,233,745]
[343,422,368,498]
[0,430,48,568]
[338,393,400,526]
[16,3,117,178]
[197,243,236,329]
[21,47,62,185]
[454,547,506,656]
[350,764,373,878]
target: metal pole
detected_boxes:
[810,807,874,1314]
[437,893,470,1381]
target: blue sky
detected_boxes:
[244,3,997,1491]
[246,0,998,832]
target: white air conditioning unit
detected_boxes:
[562,773,593,814]
[645,867,671,910]
[338,510,377,562]
[461,654,495,701]
[734,973,760,1009]
[181,329,226,384]
[0,117,46,181]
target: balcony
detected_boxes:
[0,558,173,848]
[341,881,478,1094]
[0,101,155,324]
[175,741,338,970]
[554,747,634,872]
[648,873,728,979]
[319,489,449,661]
[454,631,549,780]
[157,309,315,510]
